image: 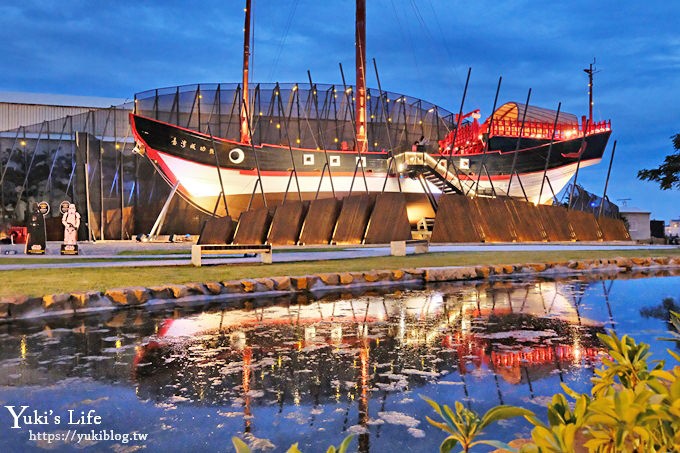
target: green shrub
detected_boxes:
[424,312,680,452]
[521,324,680,452]
[422,397,532,452]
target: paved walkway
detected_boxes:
[0,240,676,271]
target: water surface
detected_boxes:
[0,273,678,452]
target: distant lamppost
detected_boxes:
[0,148,5,222]
[19,140,28,223]
[21,140,27,197]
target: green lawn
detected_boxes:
[1,248,679,299]
[115,246,350,255]
[0,256,185,264]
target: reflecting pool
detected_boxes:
[0,273,678,452]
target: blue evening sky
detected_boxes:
[0,0,678,220]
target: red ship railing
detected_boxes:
[490,119,611,141]
[439,119,611,155]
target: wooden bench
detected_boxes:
[191,244,273,266]
[390,239,429,256]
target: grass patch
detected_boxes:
[0,256,185,264]
[1,248,679,299]
[116,249,190,256]
[115,246,352,256]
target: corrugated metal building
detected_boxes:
[0,91,126,131]
[0,91,208,240]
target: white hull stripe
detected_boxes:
[157,150,598,205]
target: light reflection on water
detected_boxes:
[0,273,678,452]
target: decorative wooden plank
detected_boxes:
[268,201,308,245]
[537,204,574,241]
[197,216,236,245]
[597,216,631,241]
[332,194,375,245]
[364,193,412,244]
[505,199,546,242]
[431,194,484,243]
[470,197,515,242]
[233,208,272,244]
[566,209,602,241]
[298,198,342,245]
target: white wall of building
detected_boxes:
[666,219,680,238]
[621,210,651,241]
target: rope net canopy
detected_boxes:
[134,83,457,153]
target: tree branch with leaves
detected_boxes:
[637,133,680,190]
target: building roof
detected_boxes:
[619,206,651,215]
[0,91,127,108]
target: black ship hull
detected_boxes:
[130,113,611,218]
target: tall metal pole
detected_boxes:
[206,124,230,216]
[18,122,46,210]
[277,86,303,203]
[370,58,397,192]
[471,76,502,196]
[506,88,531,198]
[355,0,368,154]
[99,109,112,241]
[197,85,202,131]
[83,117,94,242]
[308,71,335,197]
[567,119,590,209]
[241,98,268,208]
[445,67,472,194]
[598,140,617,218]
[537,103,561,204]
[240,0,252,144]
[339,63,359,147]
[117,109,125,239]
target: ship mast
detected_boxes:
[240,0,252,144]
[583,60,595,125]
[355,0,367,153]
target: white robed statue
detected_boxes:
[62,203,80,245]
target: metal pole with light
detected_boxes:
[537,103,561,205]
[598,140,617,219]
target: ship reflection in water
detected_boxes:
[2,275,676,452]
[132,278,605,451]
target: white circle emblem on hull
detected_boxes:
[229,148,245,164]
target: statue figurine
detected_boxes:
[62,203,80,246]
[25,205,47,254]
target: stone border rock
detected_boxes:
[1,256,679,322]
